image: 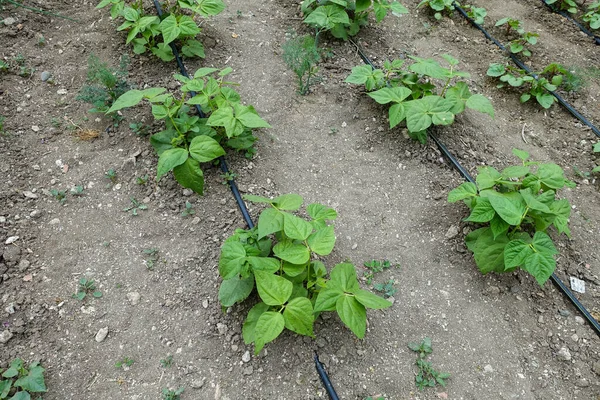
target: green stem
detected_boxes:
[5,0,82,22]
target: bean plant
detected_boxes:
[107,67,270,195]
[463,4,487,25]
[301,0,408,40]
[346,54,494,143]
[0,358,47,399]
[546,0,578,14]
[495,17,539,57]
[593,142,600,173]
[448,149,574,286]
[416,0,454,20]
[218,194,392,354]
[583,1,600,30]
[96,0,225,61]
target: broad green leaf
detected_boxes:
[445,82,471,114]
[307,203,337,221]
[486,63,506,77]
[537,163,566,189]
[405,96,454,132]
[283,297,314,337]
[549,199,571,236]
[504,239,533,269]
[181,39,205,58]
[536,93,555,109]
[389,102,406,128]
[274,194,304,211]
[367,87,412,105]
[283,213,313,241]
[242,302,270,344]
[390,1,409,15]
[490,214,510,239]
[192,0,226,16]
[476,166,501,190]
[193,67,219,78]
[159,15,181,45]
[178,15,200,36]
[173,158,205,195]
[409,57,450,79]
[151,104,169,120]
[464,197,495,223]
[253,311,285,354]
[247,257,280,273]
[151,42,175,61]
[355,0,372,12]
[207,106,243,138]
[501,165,530,179]
[8,392,30,400]
[345,65,373,85]
[218,241,246,279]
[307,226,336,256]
[254,270,293,306]
[283,262,307,277]
[524,252,555,286]
[484,191,527,226]
[0,380,12,397]
[236,107,271,129]
[512,148,530,161]
[466,94,495,118]
[447,182,477,203]
[188,135,225,163]
[313,286,344,312]
[519,188,551,213]
[473,229,510,274]
[106,89,145,113]
[273,241,310,264]
[156,148,188,180]
[218,275,254,307]
[14,364,46,393]
[336,295,367,338]
[257,208,284,239]
[243,194,274,204]
[330,262,359,293]
[355,289,392,309]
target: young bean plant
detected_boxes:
[218,194,392,354]
[463,4,487,25]
[107,67,270,195]
[495,17,539,57]
[346,54,494,143]
[583,1,600,30]
[417,0,454,20]
[301,0,408,40]
[545,0,578,14]
[448,149,575,286]
[96,0,225,61]
[0,358,47,399]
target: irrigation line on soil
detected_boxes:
[451,2,600,139]
[151,0,254,229]
[314,352,340,400]
[352,39,600,337]
[539,0,600,45]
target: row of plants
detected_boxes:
[545,0,600,31]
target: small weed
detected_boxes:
[220,172,237,184]
[365,397,385,400]
[162,387,184,400]
[72,278,103,301]
[51,117,62,128]
[130,122,149,136]
[373,279,397,298]
[0,358,47,398]
[123,197,147,216]
[136,174,149,185]
[329,127,338,135]
[50,188,67,203]
[363,259,391,284]
[573,165,591,179]
[105,168,118,184]
[236,10,242,18]
[408,338,450,390]
[160,355,174,368]
[115,357,135,369]
[37,35,46,47]
[593,142,600,173]
[70,185,84,196]
[143,247,159,270]
[0,115,6,135]
[0,60,8,72]
[282,33,321,95]
[181,201,195,217]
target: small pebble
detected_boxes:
[49,218,60,225]
[559,309,571,317]
[0,330,13,344]
[182,189,193,196]
[575,316,584,325]
[556,347,571,361]
[5,236,19,245]
[242,351,251,363]
[2,17,16,26]
[351,243,358,250]
[23,191,38,199]
[126,292,140,305]
[40,71,51,82]
[95,327,109,342]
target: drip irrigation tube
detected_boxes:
[352,41,600,337]
[539,0,600,45]
[314,352,340,400]
[451,2,600,139]
[151,0,254,229]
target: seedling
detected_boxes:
[123,197,147,216]
[50,188,67,203]
[546,0,578,14]
[77,54,131,122]
[162,387,184,400]
[72,278,103,301]
[143,247,159,270]
[448,149,574,285]
[463,4,487,25]
[219,194,392,354]
[220,172,237,184]
[593,142,600,173]
[160,355,174,368]
[136,174,149,185]
[363,259,391,284]
[417,0,454,20]
[302,0,408,40]
[0,61,8,72]
[0,115,6,135]
[346,54,494,143]
[181,201,195,217]
[365,397,385,400]
[107,67,270,195]
[115,357,135,369]
[129,122,149,136]
[282,33,321,95]
[0,358,47,399]
[583,2,600,30]
[408,338,450,390]
[495,17,539,57]
[70,185,84,196]
[51,117,62,128]
[37,35,46,46]
[373,279,397,298]
[105,168,118,184]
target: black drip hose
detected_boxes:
[451,2,600,139]
[539,0,600,45]
[354,41,600,337]
[314,352,340,400]
[151,0,254,229]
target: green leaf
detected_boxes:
[501,165,530,179]
[355,0,371,12]
[207,106,242,138]
[247,257,280,273]
[283,262,307,277]
[188,135,225,163]
[307,203,337,221]
[550,199,571,236]
[483,191,527,226]
[307,225,336,256]
[106,89,145,113]
[8,392,31,400]
[192,0,226,16]
[151,42,175,61]
[150,129,177,155]
[464,197,495,223]
[178,15,200,36]
[253,311,285,354]
[314,286,344,312]
[512,148,530,161]
[181,39,205,58]
[330,263,359,293]
[159,15,181,45]
[476,166,501,190]
[274,194,304,211]
[156,148,188,181]
[367,87,412,105]
[537,163,566,189]
[336,295,367,338]
[273,240,310,264]
[14,364,46,393]
[283,212,313,241]
[469,228,510,274]
[283,297,314,337]
[489,214,509,239]
[218,241,246,279]
[242,302,270,344]
[519,188,551,213]
[504,239,533,269]
[389,102,406,128]
[445,81,471,114]
[465,94,494,118]
[405,96,454,133]
[0,379,12,397]
[257,208,284,239]
[390,1,409,15]
[173,158,205,195]
[536,93,555,109]
[236,107,271,129]
[254,270,293,306]
[354,289,392,309]
[219,275,254,307]
[447,182,477,203]
[486,63,506,77]
[522,232,558,285]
